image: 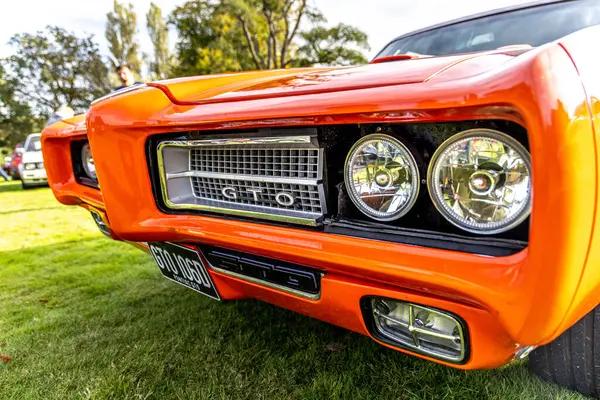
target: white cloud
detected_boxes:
[0,0,532,63]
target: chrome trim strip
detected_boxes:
[207,264,322,300]
[164,136,313,146]
[170,195,322,219]
[163,197,320,226]
[166,170,319,186]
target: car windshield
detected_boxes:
[376,1,600,58]
[26,136,41,152]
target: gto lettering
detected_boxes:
[275,192,295,206]
[222,187,237,199]
[220,187,295,206]
[246,188,263,201]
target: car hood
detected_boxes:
[147,50,520,106]
[21,151,44,164]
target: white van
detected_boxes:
[19,133,47,189]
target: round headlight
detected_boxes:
[344,134,420,221]
[427,129,532,234]
[81,143,96,180]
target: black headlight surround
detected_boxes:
[71,139,99,189]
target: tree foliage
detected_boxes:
[218,0,319,69]
[146,2,171,79]
[0,64,44,148]
[169,0,370,76]
[168,0,255,76]
[106,0,142,75]
[5,26,111,118]
[295,23,370,67]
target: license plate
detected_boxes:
[148,242,220,300]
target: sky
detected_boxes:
[0,0,534,61]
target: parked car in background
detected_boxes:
[5,142,24,180]
[19,134,46,189]
[41,0,600,398]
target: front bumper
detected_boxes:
[86,208,517,369]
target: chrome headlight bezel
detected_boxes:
[71,139,99,189]
[427,129,532,235]
[81,142,96,180]
[344,134,420,222]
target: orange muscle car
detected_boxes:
[41,1,600,397]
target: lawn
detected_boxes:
[0,181,587,399]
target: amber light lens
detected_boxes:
[427,129,532,234]
[344,134,420,221]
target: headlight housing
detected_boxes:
[344,134,420,221]
[81,143,96,180]
[24,163,36,170]
[427,129,532,234]
[71,140,99,189]
[36,162,44,170]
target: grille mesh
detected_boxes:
[191,177,322,214]
[190,147,320,179]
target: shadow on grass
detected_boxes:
[0,238,582,400]
[0,181,22,193]
[0,206,64,215]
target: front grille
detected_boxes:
[190,148,320,179]
[191,178,323,214]
[156,129,327,226]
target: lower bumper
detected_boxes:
[111,224,517,369]
[202,251,517,369]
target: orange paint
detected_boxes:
[41,28,600,370]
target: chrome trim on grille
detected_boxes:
[165,171,319,186]
[208,264,322,300]
[183,136,312,146]
[156,133,326,226]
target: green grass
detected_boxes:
[0,181,588,399]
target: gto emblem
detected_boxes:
[221,187,295,206]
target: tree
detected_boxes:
[146,2,171,79]
[168,0,369,76]
[220,0,323,69]
[106,0,142,75]
[168,0,254,76]
[294,23,370,67]
[5,26,111,118]
[0,64,44,149]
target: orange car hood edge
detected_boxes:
[147,51,516,107]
